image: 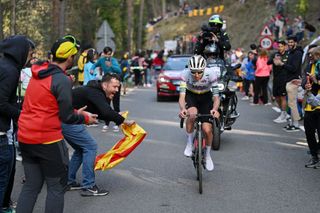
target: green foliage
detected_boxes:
[297,0,308,16]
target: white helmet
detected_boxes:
[188,55,207,70]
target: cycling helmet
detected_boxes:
[203,43,220,58]
[208,14,223,28]
[188,55,207,70]
[51,36,80,60]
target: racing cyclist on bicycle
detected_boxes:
[179,55,220,171]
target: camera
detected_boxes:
[105,57,111,62]
[200,24,215,41]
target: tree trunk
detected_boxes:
[59,0,65,37]
[127,0,133,54]
[0,2,3,40]
[137,0,144,50]
[10,0,16,35]
[162,0,166,18]
[52,0,60,42]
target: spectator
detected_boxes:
[241,51,256,100]
[77,44,93,85]
[301,45,320,168]
[268,40,289,123]
[252,49,272,105]
[92,47,122,133]
[274,35,303,132]
[119,52,131,95]
[83,48,97,85]
[16,36,98,213]
[63,74,135,196]
[0,35,35,213]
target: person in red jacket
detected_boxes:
[16,36,98,213]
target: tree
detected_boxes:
[127,0,133,54]
[0,2,3,40]
[10,0,15,35]
[137,0,144,50]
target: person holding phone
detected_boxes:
[91,47,122,132]
[267,40,289,123]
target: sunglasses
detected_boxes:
[191,70,204,75]
[63,35,80,49]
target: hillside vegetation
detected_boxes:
[146,0,320,50]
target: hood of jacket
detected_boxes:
[0,35,31,70]
[31,62,64,79]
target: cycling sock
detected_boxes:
[187,133,193,145]
[206,146,211,157]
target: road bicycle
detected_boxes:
[180,114,217,194]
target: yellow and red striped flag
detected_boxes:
[94,112,147,171]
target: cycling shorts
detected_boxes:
[185,90,213,123]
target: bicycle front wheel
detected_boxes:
[197,131,203,194]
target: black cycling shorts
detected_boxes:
[273,80,287,97]
[185,90,213,123]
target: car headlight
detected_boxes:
[158,76,170,83]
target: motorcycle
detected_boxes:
[207,59,241,150]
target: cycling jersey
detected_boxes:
[180,67,219,96]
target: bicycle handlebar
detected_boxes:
[180,114,216,129]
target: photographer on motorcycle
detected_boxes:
[194,14,231,60]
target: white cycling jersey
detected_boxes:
[180,67,219,96]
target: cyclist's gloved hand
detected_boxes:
[179,109,188,119]
[210,109,220,118]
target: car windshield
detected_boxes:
[163,57,189,70]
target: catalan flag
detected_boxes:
[94,112,147,171]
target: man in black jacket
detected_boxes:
[274,35,303,132]
[62,73,134,197]
[0,35,35,212]
[194,14,231,61]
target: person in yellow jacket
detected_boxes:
[77,45,93,85]
[302,45,320,169]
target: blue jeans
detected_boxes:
[0,135,14,211]
[61,124,97,188]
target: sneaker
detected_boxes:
[241,96,249,101]
[81,185,109,197]
[102,125,109,132]
[205,155,214,171]
[67,182,83,191]
[273,115,287,123]
[305,156,319,168]
[250,103,259,106]
[2,208,15,213]
[86,124,98,127]
[184,143,193,157]
[284,125,300,132]
[113,125,120,132]
[314,160,320,169]
[16,154,22,162]
[264,102,272,106]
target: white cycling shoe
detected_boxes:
[184,143,193,157]
[205,155,214,171]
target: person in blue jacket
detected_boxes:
[91,47,122,132]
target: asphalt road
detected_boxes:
[12,86,319,213]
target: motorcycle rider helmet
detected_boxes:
[203,42,220,58]
[188,55,207,71]
[208,14,223,33]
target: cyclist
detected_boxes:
[179,55,220,171]
[194,14,231,60]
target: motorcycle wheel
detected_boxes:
[212,118,221,150]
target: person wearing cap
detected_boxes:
[194,14,231,60]
[274,35,304,132]
[0,35,35,213]
[267,40,289,123]
[16,36,98,213]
